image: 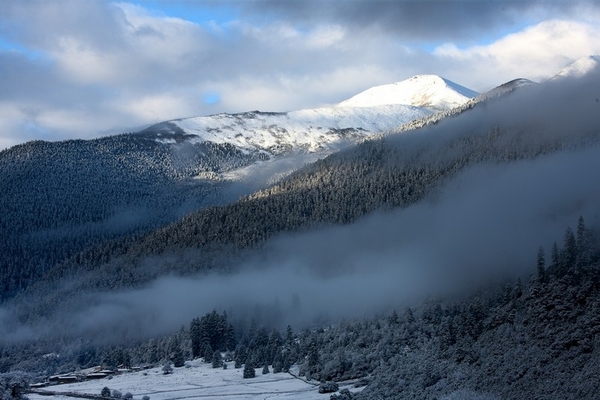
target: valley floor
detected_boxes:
[27,361,363,400]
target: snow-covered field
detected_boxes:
[28,361,363,400]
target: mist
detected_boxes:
[4,140,599,344]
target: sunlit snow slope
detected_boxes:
[551,55,600,79]
[171,105,432,155]
[337,75,478,110]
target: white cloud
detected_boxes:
[116,92,201,122]
[54,36,124,84]
[434,19,600,89]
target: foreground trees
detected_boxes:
[3,219,600,399]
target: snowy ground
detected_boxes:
[28,361,363,400]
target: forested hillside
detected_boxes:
[0,130,262,301]
[0,96,434,303]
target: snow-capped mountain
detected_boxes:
[146,74,479,183]
[165,105,432,155]
[337,75,478,110]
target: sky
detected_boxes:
[1,0,600,150]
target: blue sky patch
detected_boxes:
[134,0,238,27]
[0,35,44,60]
[203,92,221,105]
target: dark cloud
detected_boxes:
[240,0,596,41]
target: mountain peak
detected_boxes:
[337,74,478,110]
[552,55,600,79]
[477,78,537,101]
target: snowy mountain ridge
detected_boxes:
[551,55,600,79]
[146,74,480,182]
[169,104,433,155]
[337,74,479,110]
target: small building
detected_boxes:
[99,369,115,374]
[57,376,79,384]
[86,373,108,380]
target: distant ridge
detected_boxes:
[551,55,600,79]
[476,78,536,101]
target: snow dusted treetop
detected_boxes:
[337,75,479,110]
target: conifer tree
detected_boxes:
[550,241,560,277]
[514,278,523,299]
[536,246,546,284]
[169,337,185,368]
[577,216,586,249]
[272,352,283,373]
[562,227,578,273]
[307,338,321,377]
[202,341,213,363]
[162,362,173,375]
[189,317,201,358]
[212,351,223,369]
[243,361,255,379]
[404,307,416,324]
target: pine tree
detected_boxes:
[272,352,283,373]
[262,363,270,374]
[404,307,415,324]
[202,341,213,363]
[439,316,456,352]
[577,216,586,249]
[145,339,159,364]
[307,338,321,376]
[190,317,202,358]
[514,278,523,299]
[225,324,237,351]
[243,361,255,379]
[212,351,223,369]
[162,362,173,375]
[101,387,111,398]
[562,227,578,273]
[282,354,292,373]
[537,246,546,284]
[576,216,591,268]
[550,241,560,277]
[169,337,185,368]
